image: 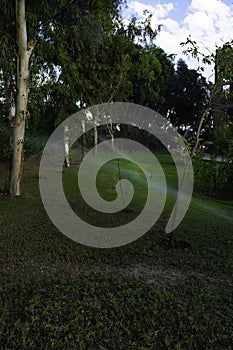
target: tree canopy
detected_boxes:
[0,0,232,195]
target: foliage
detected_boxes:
[181,37,233,123]
[33,0,131,127]
[23,133,48,159]
[129,46,174,110]
[164,59,210,130]
[0,120,12,159]
[0,1,232,200]
[193,156,233,199]
[212,122,233,156]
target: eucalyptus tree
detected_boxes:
[9,0,35,196]
[0,0,126,195]
[40,0,125,121]
[0,0,68,196]
[0,0,37,195]
[36,0,127,159]
[40,3,162,157]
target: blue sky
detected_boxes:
[122,0,233,80]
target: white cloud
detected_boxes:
[184,12,216,37]
[124,1,175,19]
[123,0,233,81]
[185,0,233,42]
[189,0,231,18]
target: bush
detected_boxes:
[0,121,48,161]
[193,156,233,199]
[0,122,12,160]
[24,133,48,159]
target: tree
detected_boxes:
[0,0,126,195]
[180,38,233,154]
[40,0,125,121]
[164,59,209,132]
[38,5,165,158]
[9,0,35,196]
[128,45,174,110]
[0,0,62,195]
[37,0,128,162]
[213,44,233,128]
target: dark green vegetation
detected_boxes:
[1,153,233,349]
[0,0,232,199]
[193,156,233,199]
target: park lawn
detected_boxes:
[0,152,233,349]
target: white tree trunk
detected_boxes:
[9,0,34,196]
[213,54,222,129]
[81,117,86,159]
[5,76,16,125]
[64,123,70,167]
[93,113,98,157]
[111,133,115,153]
[8,103,16,124]
[107,119,115,153]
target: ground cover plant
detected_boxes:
[0,152,233,349]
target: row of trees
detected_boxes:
[181,38,233,155]
[0,0,232,196]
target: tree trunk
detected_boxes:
[213,49,223,129]
[93,113,98,157]
[107,119,115,153]
[9,0,34,196]
[64,123,70,167]
[8,101,16,125]
[5,75,16,125]
[111,133,115,153]
[81,117,86,159]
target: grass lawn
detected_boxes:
[0,151,233,349]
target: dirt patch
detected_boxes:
[0,261,186,285]
[1,261,229,292]
[0,263,207,287]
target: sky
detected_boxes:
[122,0,233,81]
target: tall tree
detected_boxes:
[9,0,34,196]
[0,0,125,195]
[213,44,233,127]
[164,59,209,131]
[180,38,233,154]
[129,45,174,110]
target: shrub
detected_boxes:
[0,122,12,160]
[193,156,233,199]
[0,121,48,161]
[24,133,48,159]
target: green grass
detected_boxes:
[0,152,233,349]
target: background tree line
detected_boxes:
[0,0,232,196]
